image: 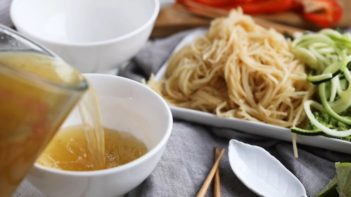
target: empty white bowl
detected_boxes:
[27,74,172,197]
[11,0,159,72]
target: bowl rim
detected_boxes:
[10,0,160,46]
[33,74,173,176]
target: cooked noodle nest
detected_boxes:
[149,10,314,128]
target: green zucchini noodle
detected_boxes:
[149,10,314,128]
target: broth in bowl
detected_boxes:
[37,125,147,171]
[37,85,147,172]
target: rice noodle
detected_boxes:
[149,10,314,128]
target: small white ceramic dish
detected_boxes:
[27,74,172,197]
[11,0,159,72]
[228,139,307,197]
[154,29,351,154]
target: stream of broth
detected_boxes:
[78,88,106,169]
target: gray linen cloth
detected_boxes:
[14,30,351,197]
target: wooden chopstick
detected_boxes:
[196,148,225,197]
[214,148,221,197]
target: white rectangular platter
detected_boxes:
[155,29,351,154]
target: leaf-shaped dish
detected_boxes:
[154,29,351,154]
[228,139,307,197]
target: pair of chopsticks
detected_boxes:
[197,148,225,197]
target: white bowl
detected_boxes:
[27,74,172,197]
[10,0,159,73]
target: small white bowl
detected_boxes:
[10,0,159,73]
[27,74,172,197]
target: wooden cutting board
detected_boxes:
[152,1,351,38]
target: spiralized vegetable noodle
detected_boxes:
[149,10,313,128]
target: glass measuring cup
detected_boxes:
[0,25,88,196]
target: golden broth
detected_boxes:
[77,88,106,169]
[37,125,148,171]
[0,52,86,196]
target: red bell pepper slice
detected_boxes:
[239,0,297,14]
[194,0,235,7]
[302,0,343,28]
[191,0,297,14]
[195,0,261,7]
